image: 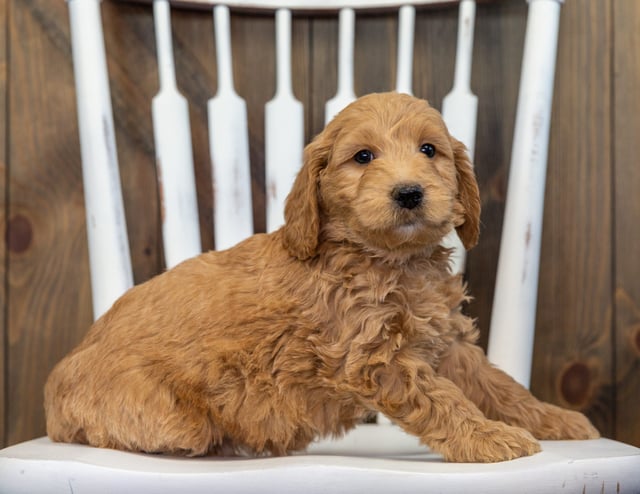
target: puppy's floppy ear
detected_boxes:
[451,137,481,250]
[282,135,329,260]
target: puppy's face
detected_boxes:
[319,95,463,252]
[283,93,480,260]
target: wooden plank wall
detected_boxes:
[613,0,640,446]
[0,0,7,449]
[1,0,638,448]
[5,0,93,445]
[533,0,614,436]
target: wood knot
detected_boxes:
[487,168,508,202]
[631,324,640,356]
[6,214,33,253]
[559,361,592,408]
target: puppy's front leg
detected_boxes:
[349,356,540,463]
[437,341,600,440]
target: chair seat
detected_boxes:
[1,425,639,494]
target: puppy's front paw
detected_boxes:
[441,420,541,463]
[534,404,600,440]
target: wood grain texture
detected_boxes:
[101,1,164,279]
[2,0,638,448]
[6,0,93,445]
[613,0,640,447]
[530,0,614,436]
[0,0,7,448]
[223,12,273,235]
[172,7,221,250]
[309,15,338,135]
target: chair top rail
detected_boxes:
[117,0,468,13]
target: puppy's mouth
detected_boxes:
[390,206,452,241]
[392,213,422,231]
[392,215,444,237]
[392,204,429,228]
[391,222,424,244]
[393,222,424,240]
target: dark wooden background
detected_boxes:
[1,0,638,448]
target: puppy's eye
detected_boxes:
[354,149,374,165]
[420,143,436,158]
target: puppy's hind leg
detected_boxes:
[47,366,223,456]
[106,384,225,456]
[437,341,600,440]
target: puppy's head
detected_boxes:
[283,92,480,260]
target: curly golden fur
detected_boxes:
[44,93,598,462]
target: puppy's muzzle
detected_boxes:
[392,184,424,210]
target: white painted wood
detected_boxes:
[441,0,476,161]
[265,9,305,232]
[208,4,254,250]
[2,436,639,493]
[395,5,415,95]
[324,7,356,125]
[152,0,202,267]
[487,0,562,388]
[67,0,133,320]
[169,0,461,10]
[440,0,477,275]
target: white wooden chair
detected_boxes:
[1,0,639,493]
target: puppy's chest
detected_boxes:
[323,265,467,345]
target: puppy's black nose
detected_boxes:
[392,185,424,210]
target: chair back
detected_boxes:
[67,0,563,389]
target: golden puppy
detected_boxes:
[45,92,598,462]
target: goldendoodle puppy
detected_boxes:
[45,92,598,462]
